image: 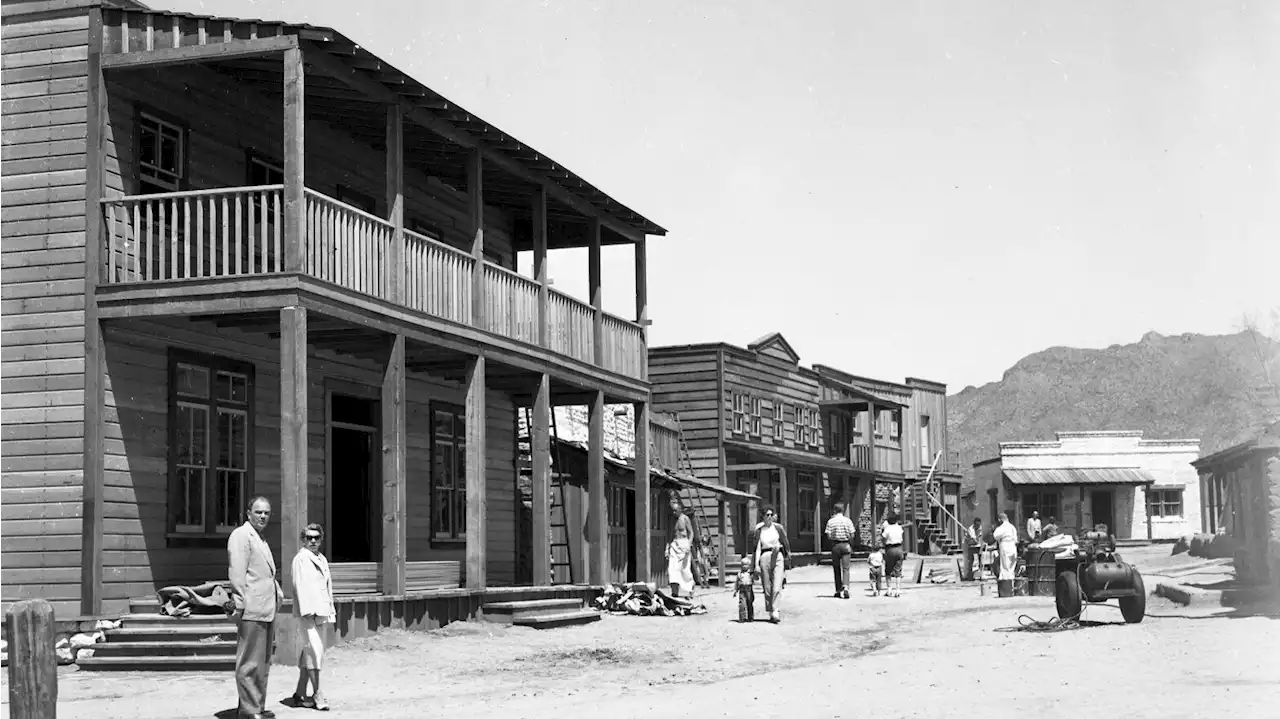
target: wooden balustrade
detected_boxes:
[303,189,392,301]
[848,443,903,474]
[403,229,474,325]
[547,289,595,365]
[98,185,647,380]
[483,262,540,344]
[101,185,283,283]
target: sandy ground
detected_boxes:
[6,546,1279,719]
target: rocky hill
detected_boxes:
[947,330,1280,479]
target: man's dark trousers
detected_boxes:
[831,541,852,594]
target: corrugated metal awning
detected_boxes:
[1003,468,1157,486]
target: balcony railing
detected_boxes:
[848,443,903,474]
[100,185,646,380]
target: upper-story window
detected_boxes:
[732,392,746,434]
[920,415,932,465]
[139,113,185,193]
[873,409,883,439]
[826,411,851,459]
[890,409,902,442]
[749,397,762,436]
[772,402,785,440]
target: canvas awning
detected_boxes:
[724,439,862,474]
[1003,468,1157,486]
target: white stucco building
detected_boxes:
[969,431,1202,541]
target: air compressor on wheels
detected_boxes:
[1054,528,1147,623]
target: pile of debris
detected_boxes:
[591,582,708,617]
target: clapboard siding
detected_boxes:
[92,316,518,613]
[0,5,91,619]
[648,349,720,448]
[104,64,518,267]
[722,349,824,452]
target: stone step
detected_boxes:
[481,598,584,623]
[76,654,236,672]
[90,640,237,657]
[107,625,238,643]
[512,609,601,629]
[120,613,233,628]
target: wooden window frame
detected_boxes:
[796,475,817,535]
[136,108,188,194]
[166,349,255,547]
[889,409,901,442]
[731,392,746,435]
[246,151,284,187]
[1146,488,1184,519]
[772,402,785,440]
[1020,490,1060,525]
[920,415,932,465]
[431,401,467,543]
[749,396,762,436]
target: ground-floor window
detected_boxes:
[796,474,816,534]
[168,351,254,536]
[432,403,466,541]
[1146,488,1184,518]
[1020,490,1060,524]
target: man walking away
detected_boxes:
[229,496,284,719]
[824,503,856,599]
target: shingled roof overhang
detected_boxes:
[100,4,667,248]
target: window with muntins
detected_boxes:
[750,396,762,436]
[1146,489,1183,518]
[773,402,785,439]
[1020,491,1060,525]
[732,392,746,434]
[797,478,816,534]
[169,353,253,536]
[139,113,184,193]
[432,404,467,540]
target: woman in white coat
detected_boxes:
[291,523,336,711]
[992,511,1020,585]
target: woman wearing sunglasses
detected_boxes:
[749,506,791,623]
[290,523,335,711]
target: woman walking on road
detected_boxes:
[880,514,906,597]
[291,523,336,711]
[750,505,791,623]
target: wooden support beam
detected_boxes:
[633,401,651,586]
[814,474,823,554]
[280,306,309,597]
[865,403,877,474]
[634,235,648,380]
[588,390,607,584]
[532,374,552,585]
[778,467,790,537]
[588,216,602,366]
[102,34,298,70]
[726,463,778,473]
[718,501,729,588]
[385,105,404,303]
[467,148,485,329]
[380,334,407,594]
[283,46,305,273]
[80,6,106,617]
[464,355,487,589]
[533,186,549,348]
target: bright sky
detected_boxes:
[161,0,1279,390]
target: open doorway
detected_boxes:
[1091,490,1114,535]
[328,393,381,563]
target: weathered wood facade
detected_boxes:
[1,0,665,617]
[648,332,959,559]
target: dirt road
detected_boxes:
[12,549,1280,718]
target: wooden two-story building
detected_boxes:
[648,333,963,561]
[1,0,666,620]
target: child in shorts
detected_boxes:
[735,554,756,622]
[868,548,885,596]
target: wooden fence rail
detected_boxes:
[304,189,392,301]
[483,262,540,345]
[547,289,595,365]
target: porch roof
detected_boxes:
[550,437,760,502]
[1003,467,1156,486]
[723,439,863,474]
[101,4,666,245]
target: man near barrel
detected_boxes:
[824,503,856,599]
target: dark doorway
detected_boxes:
[1091,490,1114,535]
[329,394,380,563]
[625,490,637,582]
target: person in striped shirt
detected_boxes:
[824,503,856,599]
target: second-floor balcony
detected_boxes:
[99,185,647,380]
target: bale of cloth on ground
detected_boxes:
[591,582,708,616]
[156,580,241,617]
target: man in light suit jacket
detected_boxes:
[229,496,284,719]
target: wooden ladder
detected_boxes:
[672,413,715,584]
[548,409,575,584]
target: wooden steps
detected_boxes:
[76,655,236,671]
[77,603,240,672]
[481,598,600,629]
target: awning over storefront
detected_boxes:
[665,471,761,502]
[1003,467,1157,486]
[724,439,862,474]
[548,437,760,502]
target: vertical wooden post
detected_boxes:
[467,149,485,328]
[717,500,728,587]
[385,105,404,303]
[5,599,57,719]
[464,354,488,589]
[814,474,823,554]
[381,334,406,594]
[778,466,789,535]
[588,390,607,584]
[634,236,648,380]
[532,374,552,585]
[283,46,305,273]
[80,6,106,616]
[533,187,549,348]
[588,217,603,366]
[280,306,308,594]
[865,402,877,473]
[633,400,651,585]
[1145,486,1154,541]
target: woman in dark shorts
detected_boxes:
[880,513,906,598]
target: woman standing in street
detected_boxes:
[666,523,695,598]
[880,514,906,597]
[750,505,791,623]
[291,523,336,711]
[992,511,1020,589]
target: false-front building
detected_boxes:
[648,333,963,560]
[1,0,666,618]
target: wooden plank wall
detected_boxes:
[94,316,516,614]
[1,4,93,618]
[103,64,518,267]
[906,380,948,475]
[721,348,824,453]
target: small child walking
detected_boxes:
[735,554,756,623]
[867,548,885,597]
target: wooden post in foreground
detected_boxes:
[6,599,57,719]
